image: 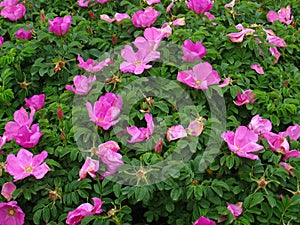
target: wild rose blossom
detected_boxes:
[66,198,103,225]
[222,126,264,160]
[227,202,243,219]
[269,47,281,63]
[133,27,164,51]
[279,124,300,140]
[261,132,289,154]
[266,35,287,48]
[1,182,16,201]
[25,94,46,111]
[233,90,255,106]
[48,15,72,35]
[186,0,213,14]
[278,5,293,25]
[280,162,295,177]
[248,115,272,136]
[78,157,99,180]
[146,0,160,5]
[225,0,236,8]
[0,135,7,149]
[166,125,187,141]
[250,64,264,74]
[14,28,32,40]
[127,113,154,143]
[132,7,160,28]
[218,77,231,88]
[0,0,20,7]
[100,13,130,23]
[0,4,26,21]
[283,150,300,160]
[267,10,279,23]
[66,75,96,95]
[86,92,122,130]
[182,40,206,62]
[0,201,25,225]
[6,148,50,181]
[187,119,204,136]
[177,62,220,90]
[77,55,112,73]
[14,124,43,148]
[193,216,216,225]
[226,24,255,43]
[172,18,185,26]
[166,0,175,13]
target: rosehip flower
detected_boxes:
[182,40,206,62]
[225,0,236,8]
[133,27,164,51]
[166,0,175,13]
[269,47,281,63]
[187,119,204,136]
[65,75,96,95]
[78,157,99,181]
[248,115,272,136]
[193,216,216,225]
[279,124,300,140]
[266,35,287,48]
[0,201,25,225]
[278,5,293,25]
[146,0,160,5]
[48,15,72,36]
[227,202,243,219]
[226,24,255,43]
[166,125,187,141]
[1,182,16,201]
[25,94,46,111]
[283,150,300,160]
[172,18,185,26]
[261,132,289,154]
[132,7,160,28]
[127,113,154,143]
[250,64,264,74]
[0,4,26,21]
[186,0,213,14]
[14,124,43,148]
[218,77,231,88]
[77,55,112,73]
[14,27,32,40]
[266,10,279,23]
[280,162,295,177]
[233,90,255,106]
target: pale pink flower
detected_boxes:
[100,14,115,22]
[6,148,50,181]
[283,150,300,160]
[160,23,172,38]
[0,0,20,7]
[0,201,25,225]
[222,126,264,160]
[278,5,293,25]
[1,182,16,201]
[166,0,175,13]
[225,0,236,8]
[14,124,43,148]
[77,55,112,73]
[115,13,130,22]
[269,47,281,63]
[226,24,255,43]
[133,27,164,51]
[98,140,120,153]
[266,35,286,48]
[97,0,109,3]
[266,10,279,23]
[182,40,206,62]
[0,136,7,149]
[66,75,96,95]
[227,202,243,219]
[48,15,72,36]
[146,0,160,5]
[250,64,264,74]
[127,113,154,143]
[172,18,185,26]
[248,115,272,136]
[261,132,289,154]
[233,90,255,106]
[280,162,295,177]
[66,198,103,225]
[0,4,26,21]
[78,0,91,7]
[25,94,46,111]
[177,62,220,90]
[280,124,300,141]
[203,12,216,25]
[166,125,187,141]
[132,7,160,28]
[86,92,122,130]
[193,216,216,225]
[78,157,99,180]
[187,119,204,136]
[120,45,160,74]
[218,77,231,88]
[154,138,163,153]
[186,0,213,14]
[14,28,32,40]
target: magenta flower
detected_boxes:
[160,23,173,38]
[66,198,103,225]
[78,157,99,181]
[78,0,91,7]
[186,0,213,14]
[177,62,220,90]
[278,5,293,25]
[218,77,231,88]
[77,55,112,73]
[250,64,264,74]
[248,115,272,136]
[127,113,155,143]
[166,125,187,141]
[266,35,287,48]
[1,182,16,201]
[14,124,43,148]
[227,202,243,219]
[280,124,300,140]
[98,142,123,177]
[25,94,45,111]
[66,75,96,95]
[233,90,255,106]
[280,162,295,177]
[6,148,50,181]
[283,150,300,160]
[225,0,236,8]
[0,36,4,47]
[0,4,26,21]
[193,216,216,225]
[101,13,130,23]
[0,135,7,149]
[222,126,264,160]
[146,0,160,5]
[132,7,160,28]
[120,45,160,74]
[187,119,204,136]
[182,40,206,62]
[48,15,72,36]
[133,27,164,51]
[0,201,25,225]
[14,28,32,40]
[0,0,20,7]
[261,132,289,154]
[267,10,279,23]
[154,138,163,153]
[166,1,175,13]
[226,24,255,43]
[269,47,281,64]
[202,12,216,25]
[86,92,122,130]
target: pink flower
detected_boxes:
[0,136,7,149]
[172,18,185,26]
[222,126,264,160]
[77,55,112,73]
[154,138,163,153]
[78,0,90,7]
[248,115,272,136]
[66,198,103,225]
[187,119,204,136]
[283,150,300,160]
[120,45,160,74]
[186,0,213,14]
[0,36,4,47]
[269,47,281,63]
[14,28,32,40]
[6,148,50,181]
[14,124,43,148]
[193,216,216,225]
[86,92,122,130]
[115,13,130,22]
[146,0,160,5]
[48,15,72,36]
[100,14,115,23]
[227,202,243,219]
[280,162,295,177]
[280,124,300,140]
[278,5,293,25]
[0,201,25,225]
[160,23,172,38]
[133,27,164,51]
[261,132,289,154]
[218,77,231,88]
[96,0,109,3]
[203,12,216,25]
[250,64,264,74]
[177,62,220,90]
[127,113,154,143]
[25,94,46,111]
[266,35,286,48]
[225,0,236,8]
[226,24,255,43]
[0,0,19,7]
[1,182,16,201]
[233,90,255,106]
[0,4,26,21]
[166,125,187,141]
[266,10,279,23]
[182,40,206,62]
[98,142,123,177]
[66,75,96,95]
[166,1,175,13]
[132,7,160,28]
[78,157,99,180]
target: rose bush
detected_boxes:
[0,0,300,224]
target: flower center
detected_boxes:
[25,166,33,173]
[195,80,202,85]
[8,209,15,216]
[135,61,142,66]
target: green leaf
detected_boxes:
[170,188,182,201]
[33,209,42,225]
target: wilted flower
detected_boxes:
[226,24,255,43]
[187,119,204,136]
[261,132,289,154]
[6,148,50,181]
[0,136,7,149]
[166,0,175,13]
[166,125,187,141]
[283,150,300,160]
[25,94,46,111]
[193,216,216,225]
[278,5,293,25]
[233,90,255,106]
[78,157,99,181]
[269,47,281,63]
[280,124,300,140]
[279,162,295,177]
[77,55,112,73]
[48,15,72,35]
[127,113,154,143]
[154,138,163,153]
[0,201,25,225]
[172,18,185,26]
[250,64,264,74]
[222,126,264,160]
[177,62,220,90]
[86,92,122,130]
[1,182,16,201]
[14,28,32,40]
[225,0,236,8]
[227,202,243,219]
[182,40,206,62]
[146,0,160,5]
[248,115,272,136]
[0,4,26,21]
[266,35,287,48]
[132,7,160,28]
[66,75,96,95]
[100,13,130,23]
[186,0,213,14]
[218,77,231,88]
